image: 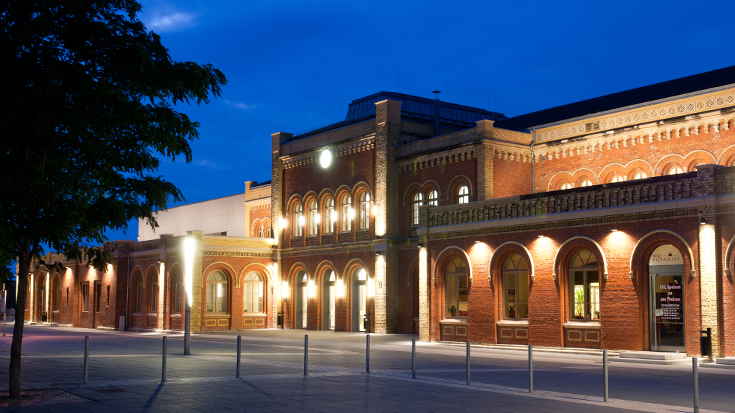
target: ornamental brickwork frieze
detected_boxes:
[396,129,479,157]
[281,121,376,156]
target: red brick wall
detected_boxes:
[493,157,532,198]
[537,126,735,191]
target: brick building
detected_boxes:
[22,65,735,357]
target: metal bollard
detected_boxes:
[466,341,471,385]
[236,335,241,378]
[366,334,370,373]
[83,336,89,384]
[693,357,699,413]
[528,345,533,393]
[412,337,416,379]
[162,336,167,382]
[304,335,308,376]
[603,349,608,402]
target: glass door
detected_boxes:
[358,284,366,332]
[648,245,685,352]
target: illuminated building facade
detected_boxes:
[22,65,735,357]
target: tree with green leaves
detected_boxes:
[0,0,226,397]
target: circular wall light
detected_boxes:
[319,149,332,169]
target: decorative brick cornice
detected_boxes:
[281,121,376,156]
[397,129,479,157]
[282,135,375,169]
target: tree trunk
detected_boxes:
[9,244,30,398]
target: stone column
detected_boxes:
[186,230,204,333]
[418,206,430,341]
[374,99,401,334]
[271,132,290,319]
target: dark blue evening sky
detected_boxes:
[107,0,734,242]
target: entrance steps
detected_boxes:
[612,351,689,365]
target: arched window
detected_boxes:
[579,179,593,187]
[258,225,265,238]
[668,166,684,175]
[323,270,336,330]
[569,250,599,320]
[341,195,352,232]
[134,274,143,313]
[325,197,335,234]
[445,257,468,317]
[560,182,573,190]
[297,271,308,329]
[359,192,370,230]
[633,171,648,180]
[427,190,439,206]
[457,185,469,204]
[206,271,228,314]
[412,192,423,226]
[149,276,158,313]
[610,174,624,183]
[243,272,264,313]
[308,200,318,236]
[266,222,271,238]
[173,271,184,313]
[293,202,303,237]
[502,254,528,319]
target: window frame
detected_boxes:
[341,195,352,232]
[293,202,303,237]
[568,250,600,321]
[308,199,318,236]
[457,185,469,204]
[149,277,158,314]
[206,270,229,314]
[324,197,335,234]
[444,257,469,318]
[427,190,439,206]
[134,274,143,313]
[359,192,370,230]
[502,254,529,319]
[81,283,89,312]
[243,272,264,314]
[412,192,424,226]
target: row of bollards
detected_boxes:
[79,334,703,412]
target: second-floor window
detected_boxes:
[412,192,423,225]
[457,185,469,204]
[325,197,335,234]
[359,192,370,230]
[341,195,352,232]
[427,190,438,206]
[308,200,318,236]
[294,202,303,237]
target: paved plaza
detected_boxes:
[0,323,733,412]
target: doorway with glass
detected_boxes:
[648,244,685,352]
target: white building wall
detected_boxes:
[138,193,245,241]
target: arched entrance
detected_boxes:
[648,244,685,352]
[296,271,307,329]
[352,268,367,332]
[322,270,335,331]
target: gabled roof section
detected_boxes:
[495,65,735,132]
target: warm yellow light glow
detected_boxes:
[279,217,287,229]
[336,278,344,299]
[349,208,355,220]
[184,236,195,306]
[106,264,114,274]
[315,213,321,224]
[298,215,305,227]
[308,279,316,298]
[367,278,375,298]
[358,268,367,281]
[331,212,337,223]
[282,280,289,299]
[319,149,332,168]
[372,204,377,215]
[217,283,222,298]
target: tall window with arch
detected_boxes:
[173,271,184,314]
[243,272,264,313]
[297,271,308,329]
[134,274,143,313]
[323,270,336,330]
[359,192,370,230]
[569,250,599,320]
[502,254,528,319]
[445,257,468,317]
[457,185,469,204]
[412,192,424,226]
[341,195,352,232]
[149,276,158,313]
[325,197,335,234]
[353,268,367,332]
[206,271,228,314]
[52,277,61,321]
[293,202,303,237]
[258,224,265,238]
[308,200,318,236]
[427,189,439,206]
